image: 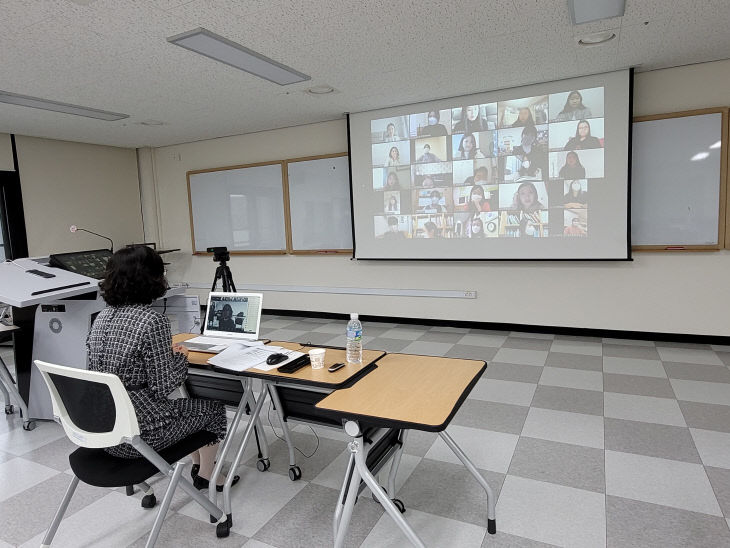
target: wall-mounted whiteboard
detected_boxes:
[188,162,288,253]
[631,109,727,249]
[286,153,353,253]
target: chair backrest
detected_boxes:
[34,360,140,449]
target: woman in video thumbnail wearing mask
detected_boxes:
[564,120,602,151]
[563,180,588,208]
[511,107,535,128]
[512,124,544,179]
[555,91,592,122]
[468,185,491,213]
[218,304,236,332]
[421,110,448,137]
[512,181,544,213]
[384,171,400,190]
[458,133,485,160]
[454,105,487,133]
[559,151,586,179]
[387,146,401,167]
[469,216,485,238]
[384,122,400,142]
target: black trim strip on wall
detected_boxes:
[0,135,29,259]
[259,307,730,346]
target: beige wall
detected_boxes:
[147,60,730,337]
[0,133,14,171]
[15,136,144,256]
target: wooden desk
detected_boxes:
[316,353,486,431]
[316,353,495,548]
[172,333,386,538]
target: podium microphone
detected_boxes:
[69,225,114,252]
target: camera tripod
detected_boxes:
[211,262,236,293]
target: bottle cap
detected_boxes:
[350,313,358,320]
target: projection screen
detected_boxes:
[348,69,631,260]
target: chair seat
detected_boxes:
[69,430,217,487]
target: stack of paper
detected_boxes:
[207,344,304,372]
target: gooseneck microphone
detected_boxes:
[69,225,114,252]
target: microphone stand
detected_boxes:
[72,227,113,252]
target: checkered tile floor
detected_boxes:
[2,314,730,547]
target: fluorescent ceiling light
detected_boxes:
[167,27,310,86]
[709,140,721,149]
[569,0,625,24]
[0,90,128,121]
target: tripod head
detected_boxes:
[207,246,230,265]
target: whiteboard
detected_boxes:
[188,163,287,252]
[631,112,724,247]
[286,155,353,251]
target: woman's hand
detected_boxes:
[172,343,190,357]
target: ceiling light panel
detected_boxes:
[167,28,310,86]
[0,90,129,121]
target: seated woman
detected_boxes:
[87,246,238,491]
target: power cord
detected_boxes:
[266,400,319,459]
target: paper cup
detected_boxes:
[309,348,326,369]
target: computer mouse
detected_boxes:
[266,353,288,365]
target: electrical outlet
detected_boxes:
[463,290,477,299]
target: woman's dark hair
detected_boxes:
[428,110,440,121]
[521,124,538,139]
[563,151,583,167]
[389,146,400,159]
[99,246,167,306]
[561,91,586,113]
[459,133,477,158]
[574,119,591,138]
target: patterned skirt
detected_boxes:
[106,397,227,459]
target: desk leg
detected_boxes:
[439,431,496,534]
[245,382,270,465]
[333,452,356,541]
[214,385,269,538]
[335,423,425,548]
[0,354,31,429]
[266,383,301,480]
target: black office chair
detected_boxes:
[34,360,227,548]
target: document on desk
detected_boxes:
[183,336,263,353]
[208,344,306,372]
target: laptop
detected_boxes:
[182,292,263,353]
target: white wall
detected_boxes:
[15,136,144,256]
[148,60,730,337]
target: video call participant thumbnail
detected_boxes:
[375,215,410,239]
[564,210,587,236]
[452,104,493,134]
[414,109,450,137]
[563,180,588,208]
[564,120,603,151]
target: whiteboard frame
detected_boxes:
[632,107,728,252]
[284,152,353,255]
[187,160,291,255]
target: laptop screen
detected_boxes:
[204,292,263,339]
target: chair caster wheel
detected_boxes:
[488,519,496,534]
[4,404,13,415]
[392,498,406,513]
[125,485,135,496]
[216,514,232,538]
[22,421,35,431]
[288,466,301,481]
[256,458,270,472]
[141,494,156,508]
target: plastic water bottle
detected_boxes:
[346,313,363,364]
